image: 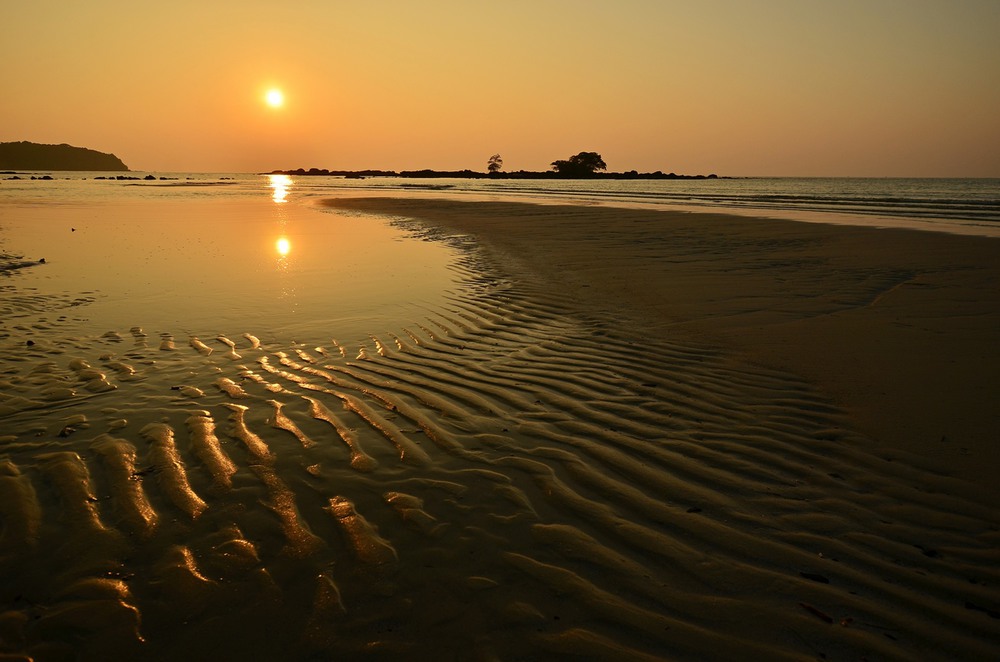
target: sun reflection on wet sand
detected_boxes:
[276,236,291,257]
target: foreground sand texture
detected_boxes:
[1,198,999,660]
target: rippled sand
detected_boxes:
[1,198,998,661]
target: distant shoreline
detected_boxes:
[266,167,721,180]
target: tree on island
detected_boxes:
[487,154,503,174]
[550,151,607,177]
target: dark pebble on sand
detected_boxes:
[800,571,830,584]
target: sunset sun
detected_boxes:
[265,88,284,108]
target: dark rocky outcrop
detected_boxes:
[0,141,129,171]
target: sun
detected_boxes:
[265,88,284,108]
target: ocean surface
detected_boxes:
[3,173,999,234]
[0,173,461,341]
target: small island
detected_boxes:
[0,141,129,171]
[269,151,719,180]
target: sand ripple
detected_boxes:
[0,268,998,660]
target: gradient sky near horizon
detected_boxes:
[2,0,998,176]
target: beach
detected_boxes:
[1,190,998,660]
[326,197,1000,495]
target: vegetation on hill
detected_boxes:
[0,141,129,171]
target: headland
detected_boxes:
[0,141,129,171]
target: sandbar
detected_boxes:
[324,197,1000,499]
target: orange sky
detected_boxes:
[2,1,998,176]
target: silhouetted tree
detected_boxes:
[550,151,607,177]
[487,154,503,174]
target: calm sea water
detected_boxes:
[0,173,461,340]
[2,173,998,236]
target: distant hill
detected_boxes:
[0,141,129,171]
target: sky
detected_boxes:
[2,0,999,176]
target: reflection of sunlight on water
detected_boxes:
[268,174,292,203]
[275,238,291,275]
[272,176,293,305]
[274,235,295,309]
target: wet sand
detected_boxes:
[1,196,998,660]
[326,197,1000,497]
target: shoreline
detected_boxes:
[324,196,1000,499]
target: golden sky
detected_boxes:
[2,0,998,176]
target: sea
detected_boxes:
[2,173,999,235]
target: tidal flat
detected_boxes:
[1,184,998,661]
